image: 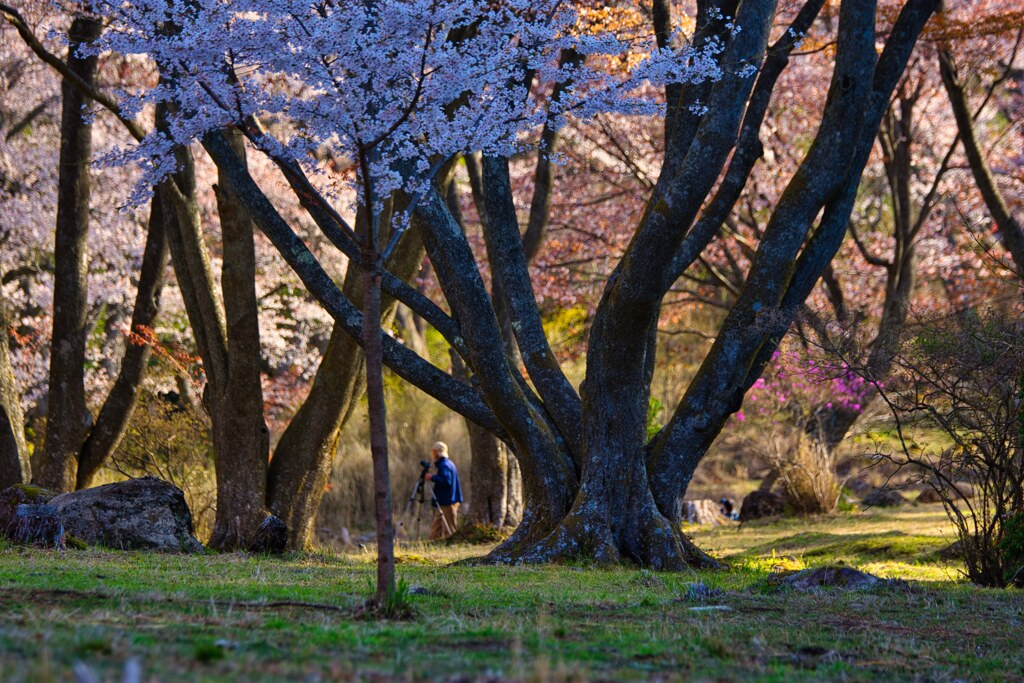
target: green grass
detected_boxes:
[1,505,1022,682]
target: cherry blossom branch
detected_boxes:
[0,2,146,142]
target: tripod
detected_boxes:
[398,468,452,541]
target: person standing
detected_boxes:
[425,441,462,540]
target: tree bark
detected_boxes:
[450,348,520,528]
[452,164,528,528]
[75,191,170,488]
[358,157,396,605]
[0,295,29,487]
[35,15,102,492]
[812,85,923,447]
[207,128,270,550]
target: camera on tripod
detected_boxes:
[398,457,450,540]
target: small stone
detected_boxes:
[247,514,288,554]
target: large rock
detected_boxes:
[862,488,905,507]
[771,566,884,591]
[739,490,786,522]
[47,477,203,552]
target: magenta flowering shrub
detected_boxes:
[734,347,866,515]
[737,349,875,427]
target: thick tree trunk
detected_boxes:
[155,106,271,549]
[76,192,169,488]
[207,128,270,550]
[36,16,102,492]
[0,296,29,487]
[268,315,364,549]
[490,293,715,569]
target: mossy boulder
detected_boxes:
[40,477,204,553]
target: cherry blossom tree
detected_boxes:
[5,0,941,568]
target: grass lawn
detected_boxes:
[1,504,1022,682]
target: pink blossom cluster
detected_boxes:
[734,350,874,424]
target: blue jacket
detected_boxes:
[431,456,463,506]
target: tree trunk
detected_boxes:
[268,316,363,548]
[503,451,523,527]
[35,15,102,492]
[207,128,270,550]
[358,161,396,604]
[0,295,29,487]
[449,339,524,530]
[394,304,428,359]
[455,162,529,527]
[366,261,396,603]
[939,49,1024,274]
[466,423,514,527]
[76,191,170,489]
